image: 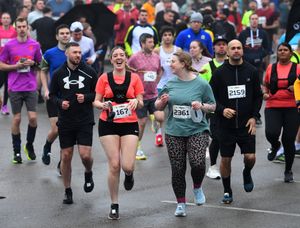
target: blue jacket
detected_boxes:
[175,28,213,56]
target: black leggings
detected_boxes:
[165,132,209,203]
[265,108,300,172]
[208,115,220,166]
[0,71,8,106]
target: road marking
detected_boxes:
[274,178,300,183]
[161,200,300,217]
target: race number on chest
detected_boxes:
[144,71,157,82]
[227,85,246,99]
[112,104,131,119]
[173,105,191,119]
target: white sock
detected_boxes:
[157,128,162,134]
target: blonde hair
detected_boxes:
[173,51,204,73]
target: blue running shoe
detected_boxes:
[243,169,254,193]
[193,187,206,205]
[222,193,233,204]
[174,203,186,217]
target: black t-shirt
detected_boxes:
[31,16,57,53]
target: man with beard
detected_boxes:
[0,17,42,164]
[40,24,71,169]
[200,35,228,180]
[49,42,98,204]
[128,33,163,160]
[210,40,262,204]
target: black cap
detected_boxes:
[213,35,228,45]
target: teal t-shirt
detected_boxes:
[159,76,215,137]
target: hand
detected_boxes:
[128,98,138,111]
[263,93,270,100]
[223,108,236,119]
[62,100,70,110]
[191,101,202,110]
[101,101,111,110]
[288,85,294,92]
[246,118,256,135]
[86,58,93,65]
[23,59,35,67]
[159,93,169,104]
[76,93,85,103]
[44,90,49,100]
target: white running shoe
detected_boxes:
[206,165,221,179]
[174,203,186,217]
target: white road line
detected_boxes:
[161,200,300,217]
[274,178,300,183]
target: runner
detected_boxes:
[210,39,262,204]
[155,51,215,217]
[93,46,144,219]
[49,42,98,204]
[128,33,163,160]
[0,17,42,164]
[40,24,71,167]
[263,43,300,182]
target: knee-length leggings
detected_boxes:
[165,132,209,203]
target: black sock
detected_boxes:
[111,203,119,209]
[243,166,251,176]
[12,134,21,154]
[65,187,72,194]
[222,176,232,195]
[44,140,52,150]
[26,125,37,144]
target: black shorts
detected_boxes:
[98,119,139,137]
[9,91,37,114]
[219,127,255,157]
[58,124,93,149]
[46,99,58,118]
[136,97,157,118]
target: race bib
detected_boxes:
[17,66,30,73]
[228,85,246,99]
[144,71,157,82]
[173,105,191,119]
[112,104,131,119]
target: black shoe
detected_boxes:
[108,204,119,220]
[57,160,62,177]
[243,169,254,192]
[42,145,51,165]
[284,170,294,183]
[267,142,281,161]
[84,171,94,193]
[12,153,22,164]
[24,143,36,160]
[124,173,134,191]
[63,188,73,204]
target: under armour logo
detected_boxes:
[63,76,85,89]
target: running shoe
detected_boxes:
[24,144,36,160]
[124,173,134,191]
[108,204,120,220]
[174,203,186,217]
[222,193,233,204]
[149,114,158,133]
[63,188,73,204]
[206,165,221,179]
[136,149,147,160]
[243,169,254,192]
[273,154,285,163]
[12,153,22,164]
[267,142,281,161]
[155,134,164,147]
[284,170,294,183]
[84,171,94,193]
[193,187,206,205]
[1,105,9,115]
[42,145,51,165]
[57,160,62,176]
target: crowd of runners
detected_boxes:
[0,0,299,220]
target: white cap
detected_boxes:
[70,21,83,32]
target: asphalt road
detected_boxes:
[0,101,300,228]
